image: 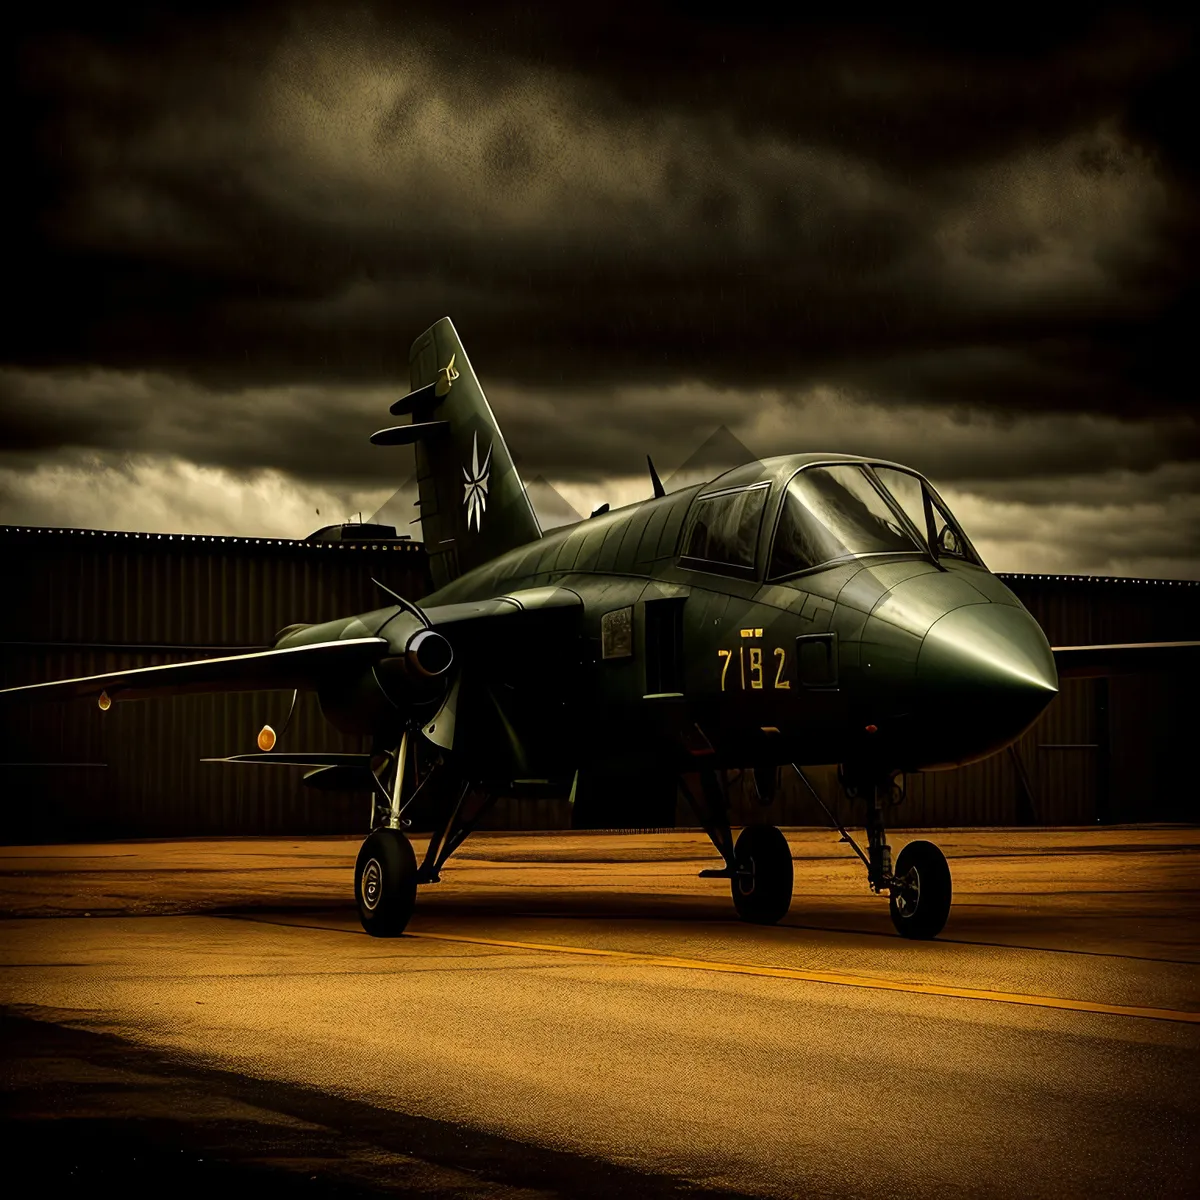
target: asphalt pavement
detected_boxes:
[1,826,1197,1198]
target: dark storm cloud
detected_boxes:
[4,366,1194,497]
[5,6,1195,403]
[486,380,1200,488]
[3,5,1197,575]
[0,368,399,485]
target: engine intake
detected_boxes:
[405,628,454,677]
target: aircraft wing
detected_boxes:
[0,638,388,704]
[422,585,582,631]
[201,752,373,767]
[1052,640,1200,679]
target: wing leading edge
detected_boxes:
[1052,640,1200,679]
[0,638,389,704]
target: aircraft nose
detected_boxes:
[917,604,1058,764]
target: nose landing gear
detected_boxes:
[888,839,952,940]
[792,764,952,939]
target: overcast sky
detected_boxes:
[3,5,1197,577]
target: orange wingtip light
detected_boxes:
[257,724,277,752]
[97,690,112,712]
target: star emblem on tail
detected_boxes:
[436,353,459,397]
[463,432,492,532]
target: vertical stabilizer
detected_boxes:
[399,318,541,589]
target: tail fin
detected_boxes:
[383,317,541,590]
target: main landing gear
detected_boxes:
[682,770,794,925]
[792,765,952,939]
[355,828,417,938]
[354,729,496,937]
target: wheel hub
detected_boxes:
[361,858,383,911]
[892,865,921,918]
[736,856,756,896]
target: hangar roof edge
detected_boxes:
[995,572,1197,588]
[0,525,425,553]
[0,526,1194,587]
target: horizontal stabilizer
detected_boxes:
[0,638,388,704]
[201,752,374,767]
[370,420,451,446]
[390,380,439,416]
[1052,640,1200,679]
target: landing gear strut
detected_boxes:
[354,728,497,937]
[792,764,952,939]
[415,779,498,884]
[355,730,419,936]
[683,770,794,925]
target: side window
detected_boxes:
[873,465,984,567]
[928,492,979,563]
[681,486,768,571]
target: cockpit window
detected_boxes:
[871,465,983,566]
[872,467,929,548]
[768,465,918,578]
[681,485,768,571]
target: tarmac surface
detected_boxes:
[1,826,1197,1198]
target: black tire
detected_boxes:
[889,840,952,940]
[731,824,793,925]
[355,829,418,937]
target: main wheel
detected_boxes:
[889,840,952,940]
[355,829,418,937]
[731,824,793,925]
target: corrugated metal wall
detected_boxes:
[1,528,1195,839]
[0,527,430,840]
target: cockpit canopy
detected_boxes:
[769,465,915,576]
[680,460,981,578]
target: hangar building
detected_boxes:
[0,524,1193,840]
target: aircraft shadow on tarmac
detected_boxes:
[219,885,1189,963]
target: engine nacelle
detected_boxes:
[277,605,453,737]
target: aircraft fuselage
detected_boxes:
[285,453,1058,784]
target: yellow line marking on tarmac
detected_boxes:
[407,931,1200,1025]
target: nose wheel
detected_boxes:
[888,839,952,939]
[792,764,953,939]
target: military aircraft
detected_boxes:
[4,318,1196,940]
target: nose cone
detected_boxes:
[917,604,1058,766]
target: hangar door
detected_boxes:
[1028,677,1105,825]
